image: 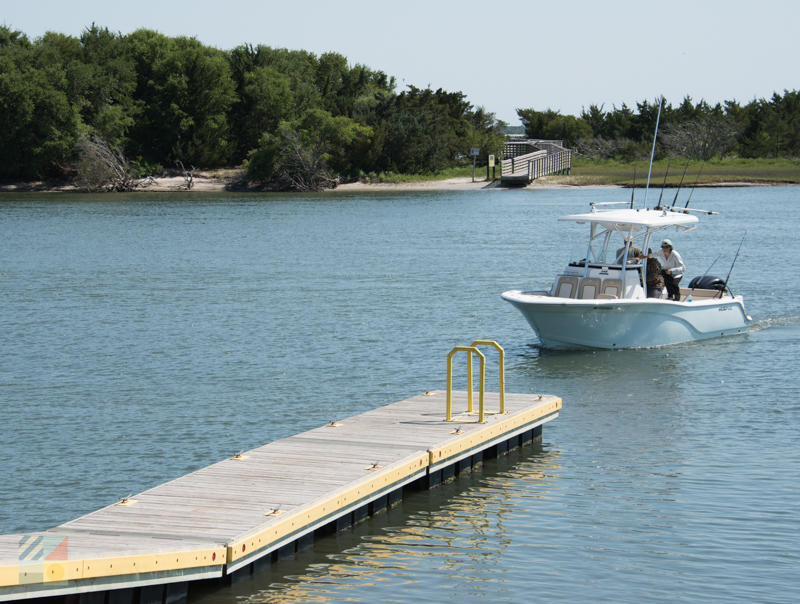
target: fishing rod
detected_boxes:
[717,232,746,299]
[671,158,691,207]
[629,157,637,209]
[688,253,724,301]
[684,159,707,208]
[643,96,664,209]
[656,156,672,209]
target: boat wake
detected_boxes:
[748,311,800,332]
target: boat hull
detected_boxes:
[501,291,751,349]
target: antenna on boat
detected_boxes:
[629,157,637,209]
[643,96,664,209]
[684,160,706,208]
[718,232,746,299]
[656,156,671,209]
[671,158,691,207]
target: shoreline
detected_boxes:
[0,175,794,194]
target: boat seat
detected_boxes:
[553,276,579,298]
[597,293,618,300]
[601,278,623,298]
[578,278,602,299]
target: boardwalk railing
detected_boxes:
[500,139,572,184]
[501,150,547,177]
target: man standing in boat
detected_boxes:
[635,248,665,298]
[649,240,685,301]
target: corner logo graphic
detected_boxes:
[18,536,69,585]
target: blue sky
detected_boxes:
[5,0,798,124]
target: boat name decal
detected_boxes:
[718,306,732,312]
[592,306,614,311]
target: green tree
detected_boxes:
[0,26,82,178]
[126,30,237,167]
[73,25,137,143]
[239,66,295,151]
[246,108,372,186]
[516,107,592,146]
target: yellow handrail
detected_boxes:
[470,340,505,414]
[446,346,485,423]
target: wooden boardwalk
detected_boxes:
[501,139,572,185]
[0,390,561,603]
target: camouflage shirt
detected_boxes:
[646,257,664,287]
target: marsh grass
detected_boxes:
[361,158,799,186]
[552,157,800,186]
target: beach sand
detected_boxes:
[1,174,776,194]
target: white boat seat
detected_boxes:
[578,278,602,299]
[554,276,579,298]
[602,278,623,298]
[597,293,618,300]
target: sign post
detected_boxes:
[488,154,495,181]
[470,148,480,182]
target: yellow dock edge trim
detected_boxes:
[0,545,225,586]
[428,396,561,466]
[227,451,430,564]
[0,561,83,588]
[81,547,226,579]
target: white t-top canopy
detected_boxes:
[559,208,699,229]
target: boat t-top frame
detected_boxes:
[560,204,703,289]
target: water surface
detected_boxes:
[1,186,798,603]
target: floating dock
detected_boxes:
[1,376,561,604]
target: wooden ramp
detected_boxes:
[501,139,572,185]
[0,390,561,603]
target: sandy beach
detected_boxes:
[0,174,782,194]
[0,175,614,194]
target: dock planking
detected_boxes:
[0,389,560,603]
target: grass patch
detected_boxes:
[547,157,800,186]
[359,158,799,186]
[363,164,494,183]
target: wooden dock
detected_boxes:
[0,389,561,604]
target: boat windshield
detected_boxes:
[605,231,647,265]
[581,224,650,266]
[568,245,588,266]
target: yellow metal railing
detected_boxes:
[446,340,506,423]
[446,346,485,422]
[471,340,505,414]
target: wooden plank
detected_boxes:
[0,390,560,600]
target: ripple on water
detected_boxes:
[1,188,799,604]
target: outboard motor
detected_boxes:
[688,275,726,291]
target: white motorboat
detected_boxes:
[501,204,752,349]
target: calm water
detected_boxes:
[1,186,798,603]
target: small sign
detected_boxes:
[488,155,495,167]
[470,148,480,156]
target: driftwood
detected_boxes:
[174,160,195,189]
[274,128,339,192]
[74,135,154,192]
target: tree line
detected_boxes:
[517,91,800,161]
[0,25,506,189]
